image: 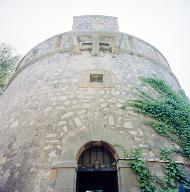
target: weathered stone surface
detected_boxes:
[10,121,19,128]
[57,120,66,126]
[74,117,82,127]
[43,145,53,150]
[61,112,73,119]
[0,15,184,192]
[124,122,133,129]
[47,134,56,138]
[72,15,119,32]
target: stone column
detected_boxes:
[92,33,99,56]
[52,160,77,192]
[72,34,80,54]
[112,34,122,54]
[117,161,140,192]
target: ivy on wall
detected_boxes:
[121,77,190,191]
[117,147,190,192]
[124,77,190,158]
[159,148,190,190]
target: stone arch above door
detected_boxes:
[76,140,119,162]
[50,139,139,192]
[76,141,119,192]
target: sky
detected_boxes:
[0,0,190,97]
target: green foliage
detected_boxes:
[118,147,190,192]
[160,148,190,189]
[0,43,21,89]
[125,148,156,192]
[121,79,190,191]
[126,77,190,158]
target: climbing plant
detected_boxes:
[124,147,156,192]
[159,148,190,190]
[117,146,190,192]
[124,77,190,158]
[120,76,190,191]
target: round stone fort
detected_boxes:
[0,15,184,192]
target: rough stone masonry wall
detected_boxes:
[0,15,185,192]
[0,52,182,191]
[72,15,119,32]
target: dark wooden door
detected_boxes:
[78,146,116,171]
[77,171,118,192]
[76,146,118,192]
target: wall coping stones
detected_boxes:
[72,15,119,32]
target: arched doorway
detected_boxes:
[76,141,119,192]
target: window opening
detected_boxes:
[90,74,103,83]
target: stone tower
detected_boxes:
[0,15,183,192]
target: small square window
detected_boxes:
[90,74,103,83]
[79,70,112,88]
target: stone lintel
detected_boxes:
[51,160,77,168]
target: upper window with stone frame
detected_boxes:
[90,74,103,83]
[80,70,113,88]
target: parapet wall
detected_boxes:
[17,32,171,75]
[72,15,119,32]
[15,15,172,82]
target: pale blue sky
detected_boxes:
[0,0,190,97]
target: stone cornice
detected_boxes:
[7,31,180,88]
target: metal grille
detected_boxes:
[90,74,103,83]
[78,146,116,170]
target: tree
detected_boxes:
[0,43,21,94]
